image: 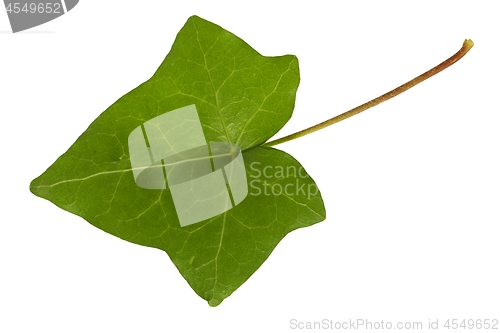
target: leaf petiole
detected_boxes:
[262,39,474,147]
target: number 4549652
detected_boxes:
[5,3,62,14]
[444,319,498,330]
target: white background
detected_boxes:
[1,1,499,332]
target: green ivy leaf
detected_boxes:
[30,15,326,306]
